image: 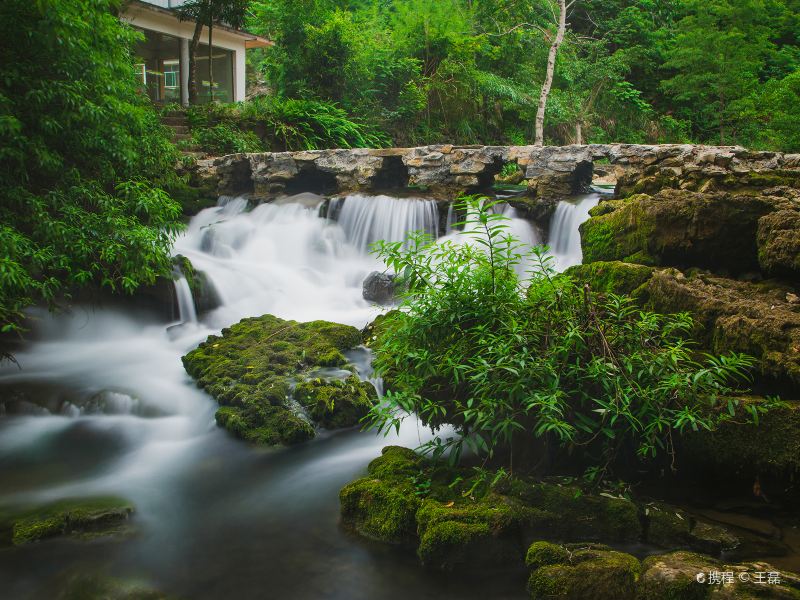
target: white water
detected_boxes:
[173,274,198,324]
[332,193,439,252]
[0,191,589,598]
[548,194,601,271]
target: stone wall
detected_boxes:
[194,144,800,201]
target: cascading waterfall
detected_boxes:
[331,193,439,252]
[173,274,198,324]
[547,194,601,271]
[0,190,594,599]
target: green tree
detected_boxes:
[177,0,250,103]
[0,0,182,342]
[661,0,773,144]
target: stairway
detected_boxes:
[161,110,191,144]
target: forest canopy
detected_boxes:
[246,0,800,150]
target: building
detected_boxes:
[120,0,271,105]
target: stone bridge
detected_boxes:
[195,144,800,201]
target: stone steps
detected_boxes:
[160,110,192,144]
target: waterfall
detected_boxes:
[548,194,600,271]
[173,274,198,324]
[333,194,439,252]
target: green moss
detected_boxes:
[564,261,654,297]
[366,446,422,480]
[0,497,134,546]
[513,481,642,544]
[527,549,641,600]
[681,399,800,480]
[165,178,219,218]
[182,314,363,445]
[415,494,531,570]
[580,196,656,265]
[294,375,376,429]
[526,541,569,570]
[638,552,712,600]
[339,477,421,544]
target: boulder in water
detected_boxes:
[2,496,134,546]
[294,375,376,429]
[362,271,395,304]
[182,314,370,446]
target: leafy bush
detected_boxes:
[186,97,389,153]
[190,123,265,154]
[367,198,758,478]
[0,0,182,339]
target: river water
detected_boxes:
[0,192,599,599]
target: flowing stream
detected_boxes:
[0,192,585,599]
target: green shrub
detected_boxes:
[0,0,182,339]
[190,123,265,154]
[367,198,758,479]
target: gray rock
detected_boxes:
[363,271,395,304]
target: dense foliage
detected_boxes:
[185,96,389,152]
[368,199,759,477]
[247,0,800,150]
[0,0,182,337]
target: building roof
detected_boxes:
[127,0,273,48]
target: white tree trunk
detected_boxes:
[535,0,567,146]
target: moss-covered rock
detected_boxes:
[0,497,134,546]
[757,207,800,280]
[511,480,642,544]
[416,493,530,570]
[182,314,364,445]
[643,270,800,389]
[564,261,655,297]
[638,551,800,600]
[527,547,641,600]
[339,447,423,544]
[580,190,779,274]
[294,375,376,429]
[526,541,570,570]
[644,503,739,556]
[172,254,221,315]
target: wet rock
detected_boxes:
[339,447,423,544]
[182,314,364,446]
[172,254,221,315]
[758,207,800,280]
[579,189,782,274]
[638,551,800,600]
[294,375,376,429]
[526,545,641,600]
[1,497,134,546]
[362,271,395,304]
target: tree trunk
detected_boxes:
[208,15,214,102]
[188,21,203,104]
[575,121,583,145]
[535,0,567,146]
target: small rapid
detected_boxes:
[0,191,592,599]
[548,194,602,271]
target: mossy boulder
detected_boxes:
[339,446,423,544]
[644,270,800,389]
[183,314,364,445]
[172,254,221,315]
[638,551,800,600]
[294,375,376,429]
[526,541,570,570]
[580,190,780,274]
[644,503,739,556]
[757,206,800,280]
[415,493,530,570]
[527,546,641,600]
[564,261,655,297]
[511,480,642,545]
[0,497,134,546]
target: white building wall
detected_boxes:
[121,4,248,102]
